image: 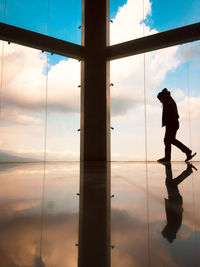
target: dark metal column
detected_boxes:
[80,0,110,161]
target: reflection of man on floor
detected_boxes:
[161,162,197,243]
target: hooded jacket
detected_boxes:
[157,89,179,128]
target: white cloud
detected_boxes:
[110,0,153,45]
[0,42,80,115]
[172,89,185,101]
[1,108,42,124]
[179,41,200,64]
[179,97,200,121]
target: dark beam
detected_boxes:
[0,22,84,60]
[80,0,110,161]
[107,22,200,60]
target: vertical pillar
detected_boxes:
[80,0,110,161]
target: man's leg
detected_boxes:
[172,139,191,154]
[172,138,197,161]
[158,127,174,162]
[164,127,174,161]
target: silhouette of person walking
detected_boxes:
[157,88,196,162]
[161,162,197,243]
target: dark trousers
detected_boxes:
[164,126,191,161]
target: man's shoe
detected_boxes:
[185,152,197,162]
[157,157,170,163]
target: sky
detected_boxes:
[0,0,200,161]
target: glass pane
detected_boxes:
[185,0,200,25]
[48,0,82,44]
[111,41,200,162]
[0,42,46,162]
[1,0,81,44]
[146,0,185,34]
[0,43,80,162]
[145,41,200,161]
[5,0,49,34]
[110,0,127,20]
[149,0,200,32]
[110,0,200,45]
[110,0,144,45]
[110,55,146,161]
[0,0,5,22]
[45,54,80,161]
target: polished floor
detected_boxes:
[0,161,200,267]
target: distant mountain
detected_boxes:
[0,151,39,162]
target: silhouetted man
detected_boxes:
[161,162,197,243]
[157,88,196,162]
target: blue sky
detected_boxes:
[146,0,200,31]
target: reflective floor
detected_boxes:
[0,161,200,267]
